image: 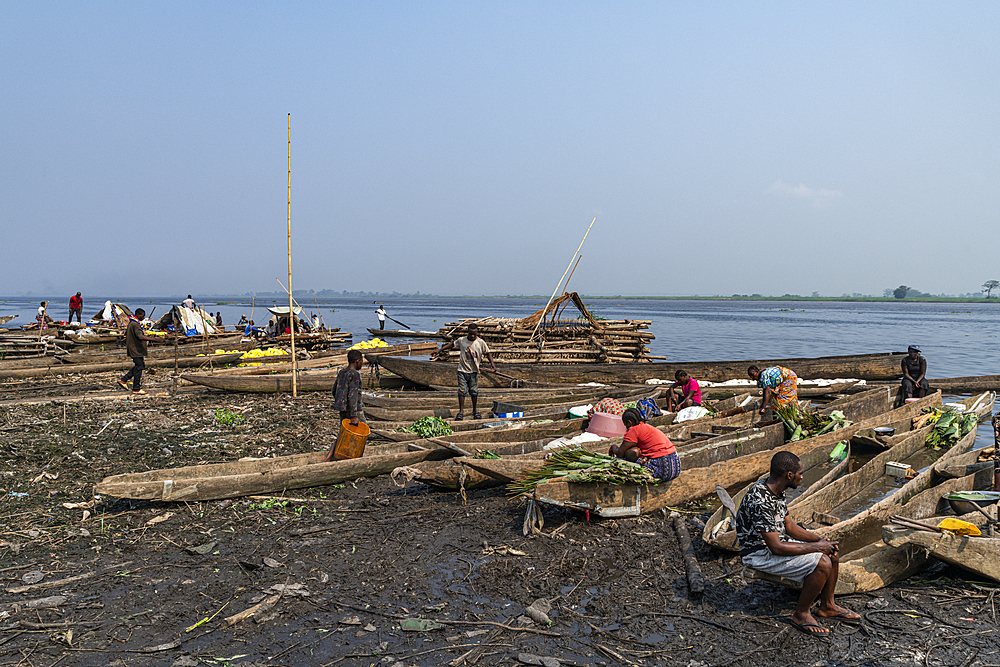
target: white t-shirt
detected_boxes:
[376,307,386,321]
[182,298,196,309]
[457,336,490,374]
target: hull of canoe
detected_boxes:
[95,448,454,501]
[882,526,1000,583]
[369,352,909,388]
[367,328,449,340]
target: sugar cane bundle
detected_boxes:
[507,447,655,496]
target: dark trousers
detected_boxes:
[379,320,385,330]
[69,308,82,323]
[122,357,145,391]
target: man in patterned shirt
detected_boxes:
[734,451,860,634]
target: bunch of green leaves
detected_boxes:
[776,405,850,442]
[400,416,453,438]
[926,409,979,450]
[474,449,501,459]
[507,446,655,495]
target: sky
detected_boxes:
[2,2,998,298]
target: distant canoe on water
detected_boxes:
[367,328,450,340]
[366,351,909,388]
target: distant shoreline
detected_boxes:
[2,294,996,304]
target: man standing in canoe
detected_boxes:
[430,323,496,420]
[735,451,860,634]
[376,304,387,330]
[748,365,798,415]
[69,292,83,324]
[117,308,164,395]
[901,345,928,400]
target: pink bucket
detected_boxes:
[586,411,627,438]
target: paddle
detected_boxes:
[386,315,412,330]
[715,485,738,518]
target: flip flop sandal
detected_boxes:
[473,412,483,420]
[117,380,129,390]
[819,611,861,625]
[790,620,829,635]
[454,413,464,421]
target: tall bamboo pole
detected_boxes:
[287,114,297,397]
[528,217,596,343]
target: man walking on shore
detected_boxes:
[117,308,163,395]
[69,292,83,324]
[431,323,496,420]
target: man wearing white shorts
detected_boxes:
[734,451,861,635]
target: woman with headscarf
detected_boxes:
[608,407,681,481]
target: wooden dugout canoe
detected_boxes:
[0,353,245,380]
[367,328,449,340]
[361,385,652,411]
[702,390,994,551]
[525,389,933,518]
[882,522,1000,583]
[734,428,989,595]
[368,351,909,388]
[94,446,455,502]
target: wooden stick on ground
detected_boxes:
[672,515,705,599]
[224,593,281,627]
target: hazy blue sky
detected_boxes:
[3,3,997,298]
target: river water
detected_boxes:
[4,296,997,377]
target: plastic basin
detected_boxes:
[586,411,627,438]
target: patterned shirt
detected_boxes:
[332,366,363,418]
[734,479,789,556]
[756,366,791,390]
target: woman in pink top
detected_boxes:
[608,408,681,481]
[666,369,702,412]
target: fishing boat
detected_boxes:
[701,391,995,551]
[0,352,245,380]
[702,394,994,593]
[522,389,934,519]
[368,351,909,388]
[94,444,453,502]
[367,328,449,340]
[882,522,999,583]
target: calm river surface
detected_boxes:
[4,296,997,378]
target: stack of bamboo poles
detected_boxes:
[435,293,655,363]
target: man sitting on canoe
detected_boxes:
[430,323,496,420]
[734,451,860,634]
[901,345,928,400]
[609,408,680,481]
[666,369,702,412]
[748,365,798,415]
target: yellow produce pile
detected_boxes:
[350,338,389,350]
[196,347,287,367]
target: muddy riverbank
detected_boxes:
[1,387,998,666]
